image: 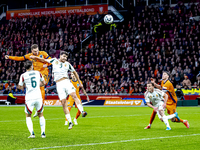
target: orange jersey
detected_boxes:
[9,51,51,82]
[161,80,178,105]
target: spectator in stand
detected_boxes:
[182,75,191,87]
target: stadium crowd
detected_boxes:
[0,2,200,95]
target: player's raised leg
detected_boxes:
[70,92,87,117]
[167,105,190,128]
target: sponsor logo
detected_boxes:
[104,100,142,106]
[99,7,103,13]
[44,100,61,105]
[40,55,43,58]
[11,13,14,17]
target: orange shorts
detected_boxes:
[166,102,177,115]
[67,95,81,108]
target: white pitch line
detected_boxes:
[23,133,200,150]
[0,114,149,123]
[1,112,200,123]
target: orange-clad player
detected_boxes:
[65,73,90,126]
[5,44,51,117]
[144,71,189,129]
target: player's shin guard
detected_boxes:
[163,116,171,128]
[150,110,157,124]
[39,116,46,134]
[65,114,72,123]
[77,104,84,113]
[75,110,81,119]
[26,117,34,134]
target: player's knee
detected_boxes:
[61,99,66,105]
[171,118,176,122]
[26,113,31,117]
[71,93,77,99]
[38,112,43,117]
[160,118,164,122]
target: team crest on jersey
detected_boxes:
[149,95,152,98]
[65,64,67,67]
[77,84,79,87]
[68,102,70,104]
[39,55,43,58]
[156,94,158,97]
[55,61,58,65]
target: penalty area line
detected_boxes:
[24,133,200,150]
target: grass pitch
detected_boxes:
[0,106,199,150]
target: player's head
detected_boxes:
[147,82,154,93]
[71,73,76,80]
[31,44,39,55]
[60,51,69,62]
[162,71,170,80]
[24,60,33,70]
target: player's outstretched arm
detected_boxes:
[81,87,90,102]
[72,71,83,88]
[30,56,48,63]
[162,93,168,109]
[5,55,26,61]
[151,78,162,90]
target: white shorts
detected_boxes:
[56,79,76,100]
[156,101,165,119]
[25,99,43,114]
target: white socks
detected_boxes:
[77,104,84,113]
[26,117,33,134]
[165,114,176,120]
[39,116,46,134]
[65,114,72,123]
[163,115,171,128]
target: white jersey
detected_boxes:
[144,89,165,106]
[19,70,44,101]
[46,58,75,81]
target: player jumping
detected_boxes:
[145,82,180,130]
[144,71,189,129]
[5,44,51,117]
[65,73,90,126]
[18,60,46,138]
[30,51,87,129]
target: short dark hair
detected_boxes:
[60,51,69,56]
[31,44,38,50]
[24,60,32,70]
[147,81,153,86]
[163,71,170,77]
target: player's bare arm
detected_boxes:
[81,87,90,102]
[30,56,48,63]
[40,80,46,87]
[162,93,168,109]
[151,78,162,90]
[17,84,24,90]
[72,71,83,88]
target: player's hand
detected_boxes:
[153,107,158,112]
[151,78,155,84]
[43,64,48,68]
[162,103,166,109]
[5,55,9,59]
[86,95,90,102]
[79,84,83,88]
[30,56,37,59]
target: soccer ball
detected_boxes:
[104,14,114,24]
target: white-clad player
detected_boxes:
[144,82,180,130]
[18,60,46,138]
[30,51,87,129]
